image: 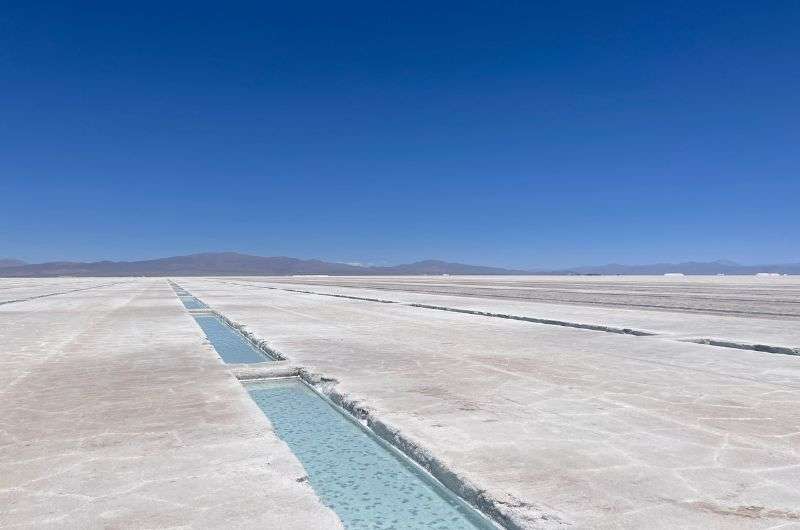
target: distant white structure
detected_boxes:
[755,272,781,277]
[664,272,685,277]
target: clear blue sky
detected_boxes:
[1,1,798,268]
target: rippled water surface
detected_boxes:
[178,295,207,310]
[193,314,270,363]
[247,379,495,530]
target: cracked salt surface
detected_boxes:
[0,279,343,529]
[220,278,799,355]
[178,276,800,528]
[247,378,498,530]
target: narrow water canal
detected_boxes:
[247,379,498,530]
[178,295,207,309]
[193,313,274,363]
[170,281,497,529]
[170,282,274,363]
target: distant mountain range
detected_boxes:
[0,253,525,277]
[0,258,26,268]
[0,253,797,277]
[563,260,800,275]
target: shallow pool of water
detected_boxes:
[247,379,496,530]
[193,314,271,363]
[178,295,207,310]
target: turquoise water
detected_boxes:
[168,283,190,296]
[179,295,207,309]
[247,379,496,530]
[193,314,272,363]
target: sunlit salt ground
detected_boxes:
[247,379,496,530]
[192,313,271,363]
[5,276,800,528]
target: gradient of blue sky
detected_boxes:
[1,1,798,268]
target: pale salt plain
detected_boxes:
[1,275,799,529]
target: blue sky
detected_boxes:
[1,1,798,268]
